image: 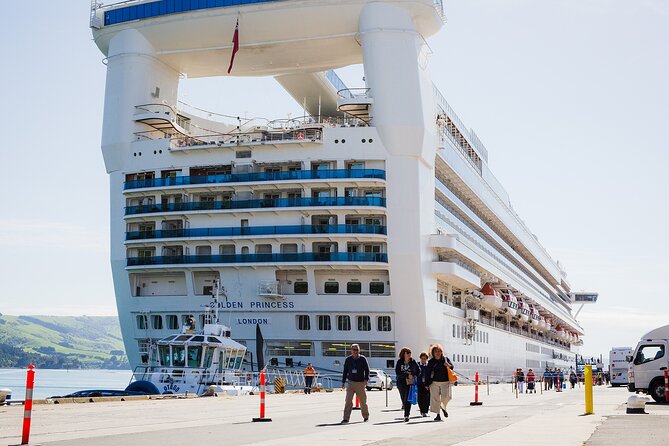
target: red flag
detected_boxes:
[227,18,239,74]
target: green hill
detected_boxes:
[0,315,129,369]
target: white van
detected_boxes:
[627,324,668,402]
[609,347,633,386]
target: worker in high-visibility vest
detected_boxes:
[304,363,316,394]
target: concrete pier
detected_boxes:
[0,385,666,445]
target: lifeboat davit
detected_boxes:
[518,301,531,323]
[501,290,519,317]
[480,283,503,310]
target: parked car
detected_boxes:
[367,369,393,391]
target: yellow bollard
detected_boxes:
[584,365,594,414]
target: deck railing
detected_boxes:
[126,224,387,240]
[125,196,386,216]
[127,252,388,266]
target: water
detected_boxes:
[0,368,133,400]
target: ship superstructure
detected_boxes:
[91,0,595,380]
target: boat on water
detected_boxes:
[90,0,597,382]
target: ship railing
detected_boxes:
[433,0,445,20]
[337,88,371,99]
[170,127,324,148]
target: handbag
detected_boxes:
[447,367,457,383]
[407,383,418,405]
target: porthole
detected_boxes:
[341,139,346,143]
[362,139,366,143]
[153,150,157,154]
[133,153,137,157]
[334,139,339,144]
[159,150,163,154]
[368,138,373,143]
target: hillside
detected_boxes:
[0,315,129,369]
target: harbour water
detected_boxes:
[0,368,133,400]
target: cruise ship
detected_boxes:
[91,0,597,381]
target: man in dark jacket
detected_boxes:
[341,343,370,423]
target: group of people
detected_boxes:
[540,368,579,390]
[340,343,456,424]
[513,368,537,393]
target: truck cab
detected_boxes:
[627,325,669,402]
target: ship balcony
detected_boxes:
[431,258,481,290]
[337,89,373,124]
[167,125,325,151]
[123,169,386,191]
[125,224,387,241]
[126,252,388,267]
[124,196,386,216]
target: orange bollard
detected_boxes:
[21,365,35,445]
[470,372,483,406]
[252,370,272,422]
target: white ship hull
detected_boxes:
[92,0,590,383]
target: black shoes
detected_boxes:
[421,412,428,417]
[404,417,409,422]
[434,414,442,421]
[442,408,448,418]
[341,419,349,424]
[364,417,369,422]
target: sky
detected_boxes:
[0,0,667,360]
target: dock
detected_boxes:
[0,385,666,445]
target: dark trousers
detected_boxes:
[397,382,412,417]
[304,375,314,394]
[417,384,430,414]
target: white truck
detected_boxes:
[609,347,633,387]
[627,324,668,402]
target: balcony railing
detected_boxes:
[126,224,387,240]
[125,197,386,216]
[124,169,386,190]
[127,252,388,266]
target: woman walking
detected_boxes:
[416,351,431,417]
[425,343,454,421]
[395,347,420,422]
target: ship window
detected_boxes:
[166,315,179,330]
[318,315,331,331]
[452,324,456,338]
[297,315,311,331]
[196,245,211,256]
[347,282,362,294]
[172,346,185,367]
[207,337,221,344]
[357,316,372,331]
[324,281,339,294]
[369,282,385,294]
[377,316,392,332]
[137,314,148,329]
[220,244,235,255]
[187,346,203,367]
[158,345,170,366]
[255,244,272,254]
[281,243,298,254]
[203,347,215,368]
[151,315,163,330]
[337,315,351,331]
[294,281,308,294]
[267,340,313,357]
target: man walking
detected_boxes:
[341,344,370,423]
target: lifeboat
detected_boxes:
[500,290,518,317]
[539,316,547,330]
[530,306,541,327]
[556,326,567,340]
[480,283,503,310]
[545,318,552,331]
[518,301,531,323]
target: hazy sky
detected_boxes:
[0,0,667,359]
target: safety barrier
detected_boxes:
[470,372,483,406]
[21,365,35,445]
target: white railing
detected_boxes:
[89,0,103,29]
[433,0,446,20]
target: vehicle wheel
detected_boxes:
[381,382,385,391]
[366,387,371,391]
[649,380,666,403]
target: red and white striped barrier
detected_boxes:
[470,372,483,406]
[252,370,272,422]
[21,365,35,445]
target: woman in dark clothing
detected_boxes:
[424,343,454,421]
[416,351,431,417]
[395,347,421,422]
